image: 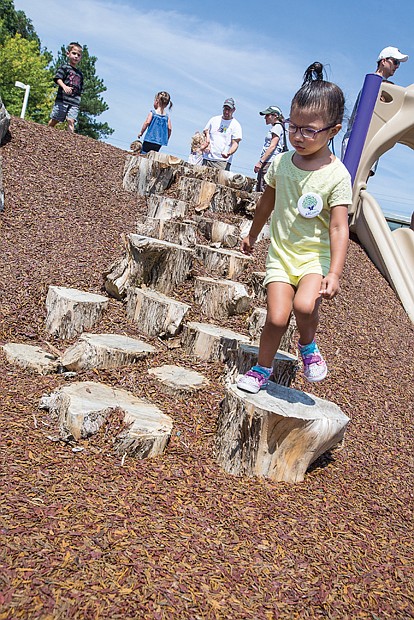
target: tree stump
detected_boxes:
[104,235,194,298]
[210,184,238,214]
[126,287,190,337]
[239,219,270,242]
[148,364,209,395]
[59,333,156,371]
[2,343,58,375]
[43,381,173,457]
[250,271,267,303]
[195,245,252,279]
[45,286,109,339]
[195,217,238,248]
[217,170,256,192]
[178,177,217,213]
[193,276,250,319]
[215,382,350,483]
[146,194,188,220]
[181,321,250,362]
[122,156,175,196]
[136,215,197,247]
[224,343,298,387]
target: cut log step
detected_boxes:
[42,381,172,458]
[195,245,252,279]
[45,286,109,340]
[195,217,238,248]
[224,343,298,387]
[104,234,194,298]
[123,156,175,196]
[146,194,188,220]
[148,364,209,395]
[181,321,250,362]
[59,333,156,371]
[126,287,190,337]
[136,215,197,247]
[215,382,350,483]
[193,276,250,319]
[2,343,58,375]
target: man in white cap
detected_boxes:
[341,46,409,166]
[202,98,242,170]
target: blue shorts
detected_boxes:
[50,101,79,122]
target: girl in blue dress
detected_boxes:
[138,91,172,155]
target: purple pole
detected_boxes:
[343,73,382,184]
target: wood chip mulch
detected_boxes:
[0,117,413,619]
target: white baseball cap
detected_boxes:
[377,47,409,62]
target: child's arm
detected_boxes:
[320,204,349,299]
[56,78,72,95]
[240,185,275,255]
[138,111,153,138]
[167,116,172,139]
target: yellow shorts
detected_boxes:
[263,266,324,288]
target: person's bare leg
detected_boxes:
[67,119,75,133]
[257,281,295,367]
[293,274,322,345]
[48,119,58,128]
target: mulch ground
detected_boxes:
[0,117,413,619]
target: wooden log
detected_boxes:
[210,184,238,214]
[2,343,58,375]
[217,170,256,192]
[126,287,190,337]
[136,215,197,247]
[195,217,238,248]
[178,177,216,213]
[104,234,194,298]
[236,190,261,215]
[239,218,271,242]
[195,245,252,279]
[59,333,156,371]
[148,364,209,395]
[251,271,267,303]
[215,382,350,483]
[43,381,173,457]
[193,276,250,319]
[224,343,298,387]
[147,151,184,166]
[181,321,250,362]
[122,156,175,196]
[146,194,188,220]
[45,286,109,339]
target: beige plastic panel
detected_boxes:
[349,82,414,323]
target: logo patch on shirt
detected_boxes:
[297,192,323,218]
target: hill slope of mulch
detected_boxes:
[0,117,413,620]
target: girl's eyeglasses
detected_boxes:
[284,120,335,140]
[387,57,400,67]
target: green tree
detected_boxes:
[53,44,114,139]
[0,0,39,46]
[0,33,54,122]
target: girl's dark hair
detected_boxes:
[291,61,345,125]
[156,91,173,110]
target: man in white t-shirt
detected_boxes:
[202,98,242,170]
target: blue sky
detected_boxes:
[14,0,414,219]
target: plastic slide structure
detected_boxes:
[343,74,414,323]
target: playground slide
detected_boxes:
[353,189,414,323]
